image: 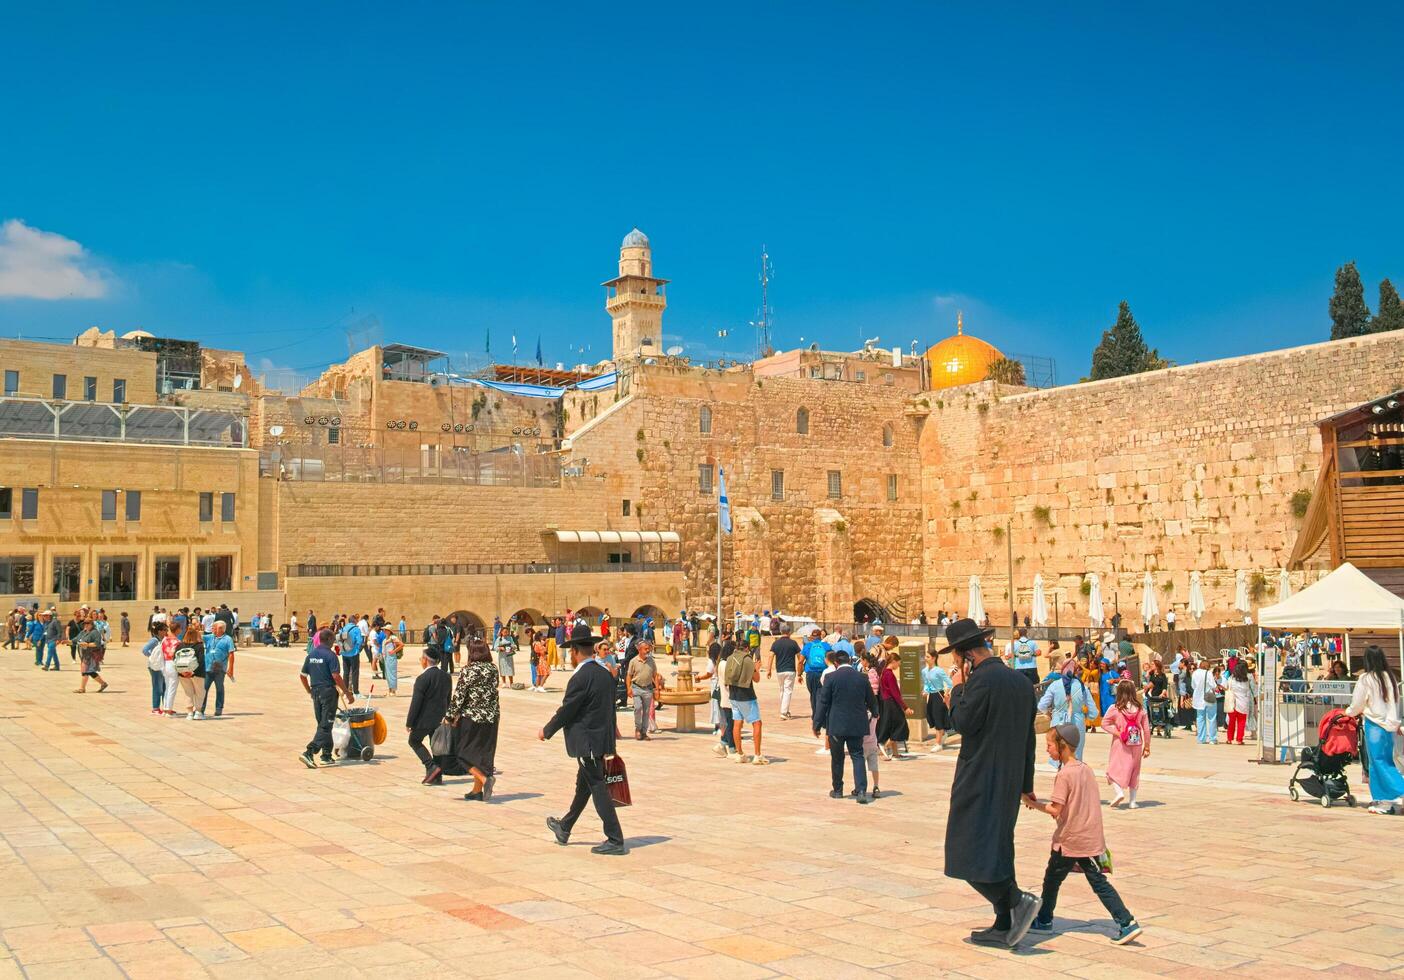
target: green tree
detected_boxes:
[1089,301,1167,381]
[1372,277,1404,334]
[1328,261,1371,339]
[984,356,1027,385]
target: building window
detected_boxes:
[827,470,842,499]
[197,555,233,591]
[3,370,17,396]
[52,374,66,399]
[0,488,9,519]
[698,463,714,494]
[0,557,35,595]
[699,405,712,434]
[221,492,236,522]
[113,379,126,403]
[796,407,809,434]
[883,373,894,386]
[84,376,97,401]
[888,474,899,501]
[53,556,81,601]
[607,551,634,564]
[125,489,142,521]
[21,488,37,520]
[327,426,340,445]
[199,492,213,523]
[98,557,137,601]
[771,469,784,501]
[101,490,118,521]
[155,557,182,599]
[622,499,631,516]
[882,423,894,448]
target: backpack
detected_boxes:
[172,646,199,674]
[724,651,755,689]
[145,644,166,671]
[1119,708,1143,746]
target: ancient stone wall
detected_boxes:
[920,331,1404,627]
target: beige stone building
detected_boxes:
[3,228,1402,635]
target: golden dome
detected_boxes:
[924,312,1005,389]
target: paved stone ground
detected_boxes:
[0,645,1399,979]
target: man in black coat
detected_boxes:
[407,650,452,784]
[813,650,879,803]
[941,618,1040,949]
[539,624,625,855]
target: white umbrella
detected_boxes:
[967,575,985,625]
[1031,574,1049,628]
[1277,568,1292,604]
[1188,571,1206,622]
[1087,573,1104,627]
[1235,570,1251,613]
[1140,571,1160,629]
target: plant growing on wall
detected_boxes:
[1032,504,1052,526]
[949,499,962,513]
[1162,580,1174,593]
[636,448,645,462]
[1290,488,1312,518]
[968,490,979,502]
[832,519,848,534]
[635,503,645,517]
[636,428,645,442]
[991,525,1004,542]
[1080,578,1092,597]
[1249,571,1269,604]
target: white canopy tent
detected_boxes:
[1258,562,1404,667]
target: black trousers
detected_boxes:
[805,671,823,717]
[969,878,1023,931]
[828,734,866,795]
[408,727,435,770]
[560,756,623,845]
[341,655,360,694]
[306,687,337,757]
[1039,851,1131,926]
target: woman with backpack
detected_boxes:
[1101,679,1150,808]
[173,620,206,718]
[143,622,169,714]
[1346,644,1403,815]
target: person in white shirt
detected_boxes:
[1345,645,1404,814]
[1190,660,1220,744]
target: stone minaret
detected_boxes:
[603,228,668,362]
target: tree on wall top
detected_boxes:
[1089,301,1167,381]
[1372,278,1404,334]
[1329,261,1371,339]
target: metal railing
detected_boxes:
[286,561,682,578]
[0,395,247,447]
[262,444,562,487]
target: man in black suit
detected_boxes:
[813,650,879,804]
[539,624,626,855]
[407,650,452,785]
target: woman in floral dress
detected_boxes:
[446,639,500,802]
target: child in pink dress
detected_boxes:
[1100,679,1150,808]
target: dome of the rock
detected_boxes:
[924,314,1005,389]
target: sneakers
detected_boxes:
[751,755,770,766]
[192,711,206,720]
[482,776,496,801]
[731,752,750,764]
[1030,919,1053,933]
[545,816,569,846]
[298,752,317,769]
[1005,892,1042,947]
[712,743,728,758]
[1111,920,1143,945]
[829,790,844,799]
[316,756,336,767]
[815,746,829,755]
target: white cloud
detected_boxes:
[0,219,112,300]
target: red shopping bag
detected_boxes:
[604,754,632,807]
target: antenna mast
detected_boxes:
[756,245,774,359]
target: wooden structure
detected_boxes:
[1291,389,1404,662]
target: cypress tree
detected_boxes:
[1371,277,1404,334]
[1089,301,1167,380]
[1328,261,1371,339]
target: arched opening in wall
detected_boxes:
[699,405,712,434]
[853,598,886,624]
[796,407,809,434]
[509,607,547,627]
[448,610,487,641]
[631,604,668,641]
[575,605,604,626]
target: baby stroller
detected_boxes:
[1146,696,1174,739]
[275,623,291,647]
[1288,709,1359,808]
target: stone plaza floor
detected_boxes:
[0,645,1399,979]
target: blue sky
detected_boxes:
[2,2,1401,386]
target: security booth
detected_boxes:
[1256,562,1404,763]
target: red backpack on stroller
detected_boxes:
[1317,709,1360,760]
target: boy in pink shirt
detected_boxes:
[1023,723,1143,946]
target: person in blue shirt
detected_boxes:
[198,621,237,719]
[1038,659,1093,765]
[801,628,831,742]
[341,620,364,695]
[299,628,352,768]
[28,612,48,668]
[833,631,856,658]
[922,649,954,751]
[1009,630,1041,686]
[142,624,167,712]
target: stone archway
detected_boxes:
[449,610,486,642]
[509,607,547,627]
[853,598,885,625]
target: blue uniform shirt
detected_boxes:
[301,645,341,689]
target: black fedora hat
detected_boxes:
[562,622,603,649]
[937,617,995,654]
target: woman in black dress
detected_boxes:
[446,639,500,801]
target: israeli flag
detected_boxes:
[718,466,733,534]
